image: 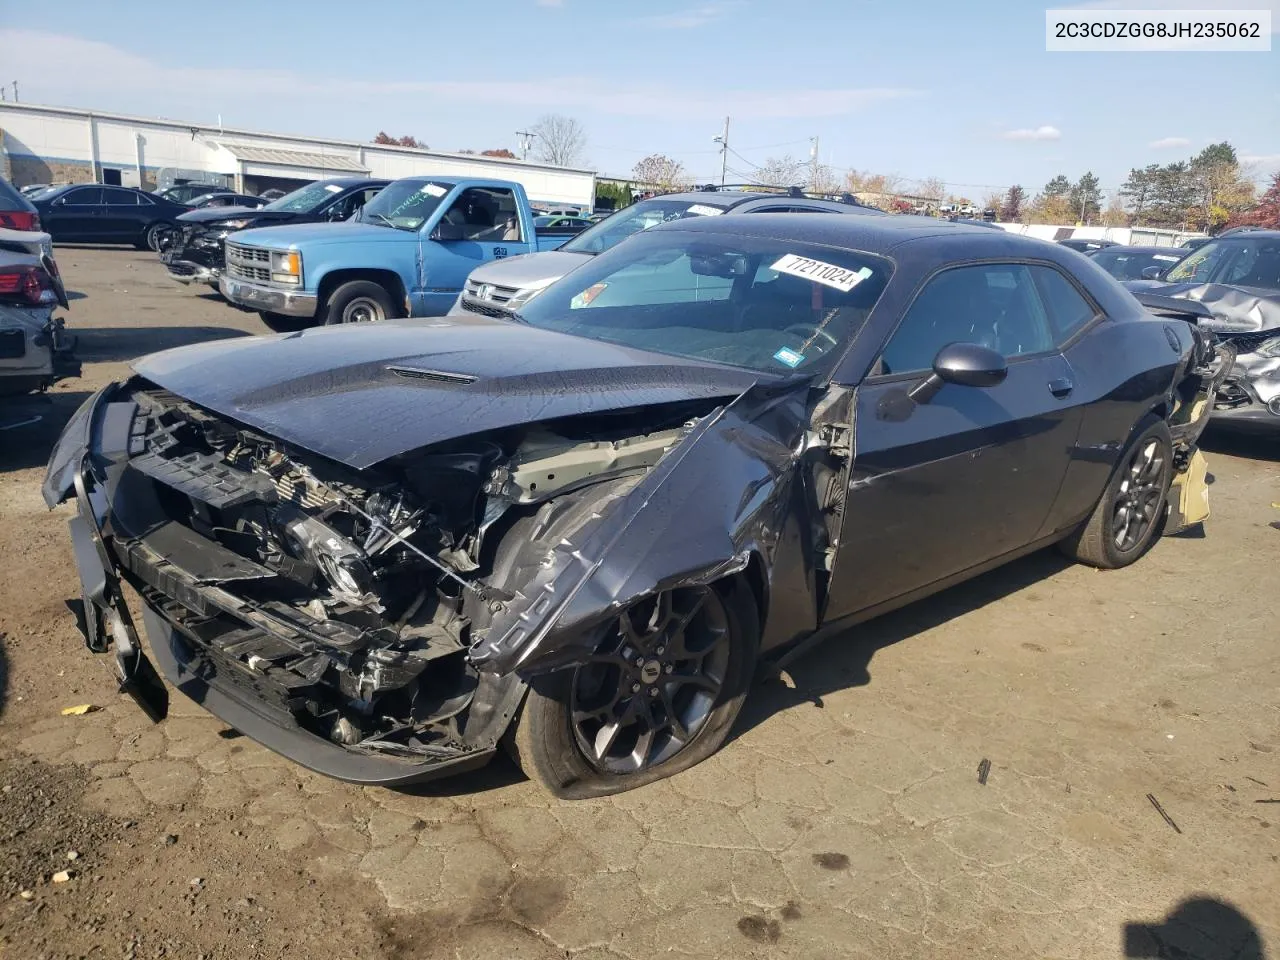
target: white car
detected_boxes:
[0,227,77,425]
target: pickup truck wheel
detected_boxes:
[322,281,399,325]
[509,579,759,799]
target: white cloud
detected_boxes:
[630,2,742,29]
[0,30,919,122]
[1241,152,1280,168]
[999,125,1062,142]
[1149,136,1190,149]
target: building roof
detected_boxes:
[215,142,369,173]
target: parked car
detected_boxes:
[1058,238,1118,253]
[20,183,58,198]
[0,227,77,418]
[1180,236,1212,251]
[1126,228,1280,433]
[533,215,593,237]
[219,177,564,327]
[154,183,228,205]
[43,215,1228,797]
[1088,245,1186,281]
[187,192,270,210]
[161,178,387,287]
[259,189,288,201]
[452,188,885,319]
[32,185,192,250]
[1,175,42,231]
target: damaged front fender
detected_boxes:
[470,379,823,677]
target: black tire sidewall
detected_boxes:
[141,223,167,251]
[322,281,396,326]
[514,579,760,799]
[1098,420,1174,566]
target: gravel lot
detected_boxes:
[1,246,1277,960]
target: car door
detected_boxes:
[824,261,1085,621]
[48,187,104,241]
[420,186,532,314]
[101,188,145,242]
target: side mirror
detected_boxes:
[907,342,1008,404]
[1141,265,1164,280]
[431,222,465,241]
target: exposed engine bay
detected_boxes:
[119,386,701,760]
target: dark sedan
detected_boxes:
[154,183,228,204]
[1058,237,1118,253]
[43,215,1228,799]
[1089,245,1186,281]
[33,185,192,250]
[161,177,388,286]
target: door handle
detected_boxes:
[1049,377,1074,398]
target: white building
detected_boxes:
[0,102,597,208]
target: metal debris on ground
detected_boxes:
[1256,799,1280,804]
[59,704,99,716]
[1245,777,1269,787]
[1147,793,1182,834]
[977,758,992,785]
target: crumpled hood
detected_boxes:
[130,318,760,469]
[465,249,593,289]
[232,221,405,249]
[1123,280,1280,334]
[177,207,297,226]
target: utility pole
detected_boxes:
[515,130,536,161]
[10,81,17,103]
[713,116,729,186]
[809,136,819,191]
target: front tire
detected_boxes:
[321,281,399,325]
[140,222,173,252]
[510,579,759,799]
[1059,419,1173,569]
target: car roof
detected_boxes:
[1094,245,1185,255]
[649,211,1025,255]
[639,190,876,213]
[1212,228,1280,241]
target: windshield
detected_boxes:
[516,230,891,375]
[1163,236,1280,289]
[359,180,453,231]
[560,197,729,255]
[261,181,344,213]
[1091,248,1185,281]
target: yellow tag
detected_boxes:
[60,704,99,716]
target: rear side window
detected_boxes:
[63,187,104,205]
[1029,265,1097,342]
[103,188,139,205]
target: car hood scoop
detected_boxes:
[131,318,759,469]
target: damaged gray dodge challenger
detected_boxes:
[43,215,1232,798]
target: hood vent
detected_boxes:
[386,365,478,385]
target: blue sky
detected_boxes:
[4,0,1278,201]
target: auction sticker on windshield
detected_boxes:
[686,204,723,217]
[421,183,448,197]
[324,184,343,193]
[773,346,805,368]
[771,255,873,292]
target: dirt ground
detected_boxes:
[1,246,1277,960]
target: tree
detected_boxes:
[1120,165,1160,223]
[1101,192,1128,227]
[982,191,1004,215]
[1000,185,1027,221]
[754,155,804,188]
[1043,175,1072,198]
[1148,162,1195,228]
[373,132,427,149]
[1225,171,1280,229]
[1069,171,1103,224]
[481,148,517,159]
[531,114,586,167]
[807,163,842,195]
[632,154,689,193]
[917,177,945,202]
[1188,141,1253,232]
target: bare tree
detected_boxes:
[808,163,842,195]
[632,154,689,193]
[916,176,945,201]
[754,155,804,188]
[531,114,587,167]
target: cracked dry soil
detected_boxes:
[1,248,1278,959]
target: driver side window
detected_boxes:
[440,187,523,242]
[879,264,1054,375]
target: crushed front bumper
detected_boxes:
[44,388,503,786]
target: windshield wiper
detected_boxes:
[367,212,401,230]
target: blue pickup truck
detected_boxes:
[219,177,567,328]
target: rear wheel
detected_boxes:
[1059,419,1173,569]
[321,281,399,326]
[510,579,759,799]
